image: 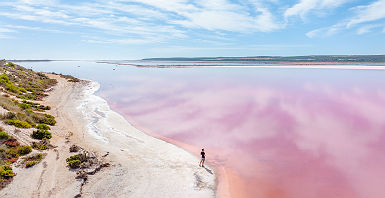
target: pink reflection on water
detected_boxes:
[101,73,385,198]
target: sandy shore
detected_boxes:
[0,74,215,197]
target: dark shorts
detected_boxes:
[201,157,205,162]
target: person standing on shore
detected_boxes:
[200,148,205,167]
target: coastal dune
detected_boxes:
[0,74,216,197]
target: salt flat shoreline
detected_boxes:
[100,62,385,70]
[0,74,216,197]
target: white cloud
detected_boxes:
[84,37,156,44]
[346,0,385,28]
[0,28,16,33]
[4,24,74,34]
[306,23,344,38]
[285,0,349,19]
[285,0,317,18]
[171,0,281,32]
[356,24,381,35]
[0,27,16,39]
[0,0,283,44]
[306,0,385,37]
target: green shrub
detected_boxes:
[67,160,81,169]
[26,161,36,168]
[32,144,47,150]
[18,88,27,93]
[31,139,49,150]
[43,114,56,125]
[17,145,32,155]
[32,113,56,126]
[0,166,13,178]
[5,83,19,94]
[5,148,19,158]
[6,120,32,128]
[22,100,39,106]
[18,103,30,110]
[5,62,15,67]
[0,131,9,139]
[0,74,10,85]
[66,154,80,162]
[17,94,36,100]
[16,100,50,112]
[37,105,50,111]
[31,129,52,140]
[66,154,86,169]
[0,170,14,178]
[36,124,50,130]
[24,109,34,114]
[0,165,12,171]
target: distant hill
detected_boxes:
[143,55,385,63]
[8,60,53,62]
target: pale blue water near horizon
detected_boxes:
[15,61,385,198]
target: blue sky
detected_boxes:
[0,0,385,59]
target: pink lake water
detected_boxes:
[22,61,385,198]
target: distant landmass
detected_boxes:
[143,55,385,63]
[8,60,53,62]
[6,55,385,63]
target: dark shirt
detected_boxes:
[201,151,205,158]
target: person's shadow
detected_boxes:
[203,166,213,175]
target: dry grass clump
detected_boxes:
[0,94,56,128]
[23,153,45,168]
[0,96,20,113]
[57,73,80,82]
[31,138,53,150]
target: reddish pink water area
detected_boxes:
[99,67,385,198]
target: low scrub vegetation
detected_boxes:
[3,139,20,147]
[26,161,36,167]
[66,154,84,169]
[0,131,9,139]
[0,130,38,189]
[0,62,57,100]
[31,129,52,140]
[58,74,80,82]
[6,120,33,128]
[0,95,56,128]
[18,100,50,111]
[0,169,14,178]
[0,165,14,187]
[23,153,44,168]
[36,124,50,130]
[17,145,32,155]
[35,114,56,126]
[31,139,51,150]
[0,61,58,189]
